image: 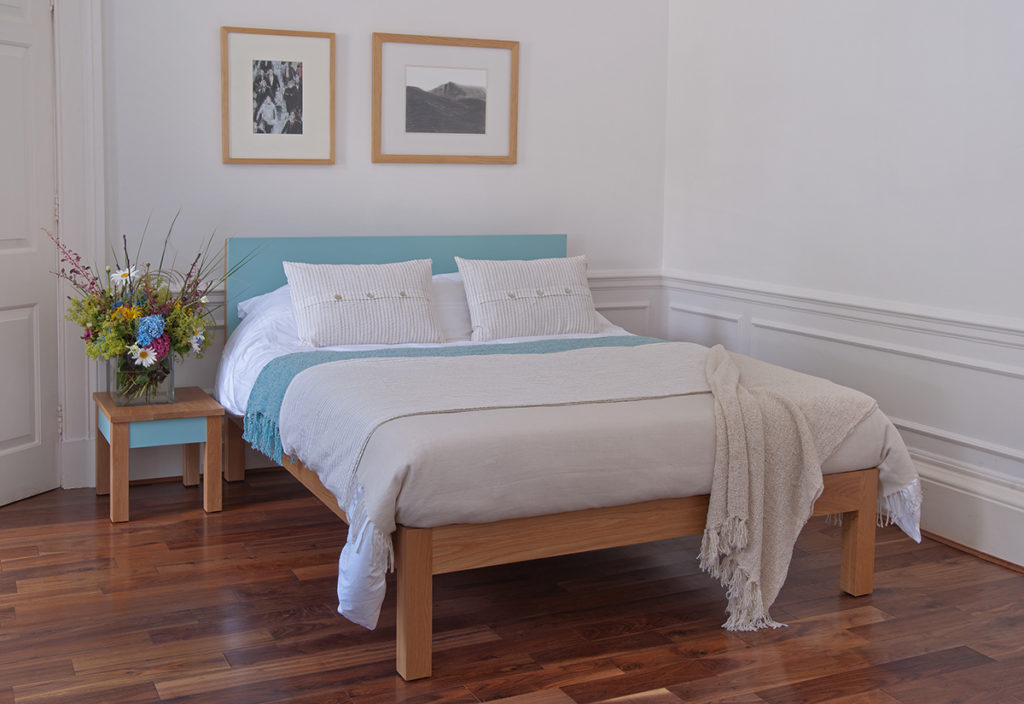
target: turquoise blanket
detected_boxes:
[243,335,664,464]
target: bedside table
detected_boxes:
[94,386,225,522]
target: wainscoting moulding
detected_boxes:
[662,268,1024,567]
[588,269,663,338]
[661,268,1024,348]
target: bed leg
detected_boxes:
[840,467,878,596]
[395,526,433,680]
[225,416,246,482]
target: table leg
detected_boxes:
[110,422,130,523]
[95,428,110,496]
[182,444,200,486]
[203,415,223,513]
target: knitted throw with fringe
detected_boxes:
[700,345,878,630]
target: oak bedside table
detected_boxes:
[94,386,225,522]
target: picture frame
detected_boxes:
[221,26,335,164]
[372,33,519,164]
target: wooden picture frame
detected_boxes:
[221,26,335,164]
[372,33,519,164]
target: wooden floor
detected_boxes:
[1,471,1022,704]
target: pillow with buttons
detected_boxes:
[282,259,444,346]
[454,255,598,341]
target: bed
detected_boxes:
[216,234,921,680]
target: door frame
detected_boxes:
[53,0,106,488]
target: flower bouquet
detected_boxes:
[49,224,226,405]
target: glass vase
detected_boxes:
[108,353,175,406]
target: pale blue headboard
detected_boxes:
[224,234,567,336]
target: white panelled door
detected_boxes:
[0,0,59,505]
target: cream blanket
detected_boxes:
[280,342,711,626]
[700,345,879,630]
[277,341,918,630]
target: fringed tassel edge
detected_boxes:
[698,515,748,578]
[699,522,786,632]
[242,411,284,464]
[823,480,923,534]
[711,552,786,631]
[877,478,923,529]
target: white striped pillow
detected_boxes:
[283,259,444,346]
[455,255,598,341]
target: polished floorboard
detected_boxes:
[0,470,1021,703]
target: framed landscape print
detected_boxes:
[221,26,335,164]
[372,33,519,164]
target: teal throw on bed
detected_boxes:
[243,335,665,464]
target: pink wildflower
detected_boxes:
[45,229,102,297]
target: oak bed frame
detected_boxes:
[223,235,878,681]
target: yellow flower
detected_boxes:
[114,306,141,322]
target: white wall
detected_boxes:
[103,0,669,277]
[663,0,1024,320]
[662,1,1024,565]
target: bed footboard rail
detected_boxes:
[246,446,877,681]
[393,467,879,680]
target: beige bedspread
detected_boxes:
[277,342,920,629]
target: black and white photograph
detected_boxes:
[253,60,303,134]
[373,33,519,164]
[405,66,486,134]
[221,26,334,164]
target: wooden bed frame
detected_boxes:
[225,423,877,680]
[222,234,879,680]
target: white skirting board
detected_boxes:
[60,437,94,489]
[917,457,1024,567]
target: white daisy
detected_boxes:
[110,266,138,285]
[130,345,157,368]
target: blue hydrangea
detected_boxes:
[136,314,165,347]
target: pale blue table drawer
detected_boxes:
[97,414,208,449]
